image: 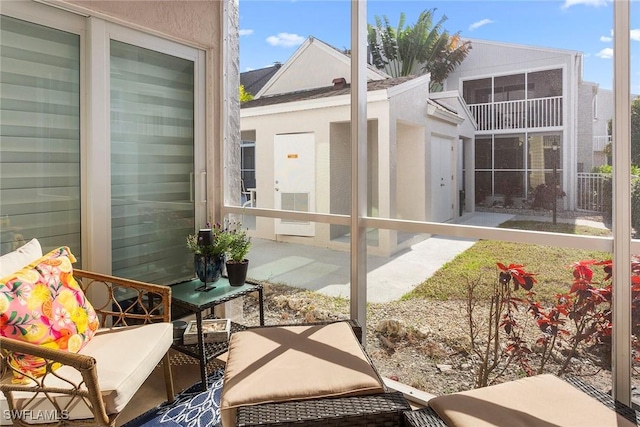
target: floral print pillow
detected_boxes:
[0,247,99,383]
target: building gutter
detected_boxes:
[241,89,391,117]
[427,101,465,125]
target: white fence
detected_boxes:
[593,135,611,151]
[577,172,609,212]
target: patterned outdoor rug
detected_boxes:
[122,368,224,427]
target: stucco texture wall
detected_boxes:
[445,41,576,88]
[264,41,351,95]
[242,104,351,242]
[577,83,596,172]
[62,0,220,48]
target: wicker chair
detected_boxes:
[0,269,175,427]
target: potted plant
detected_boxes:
[225,224,252,286]
[186,222,232,285]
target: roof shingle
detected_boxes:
[241,76,419,109]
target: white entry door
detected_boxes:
[432,136,454,223]
[274,133,315,236]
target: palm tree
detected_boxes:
[367,8,471,91]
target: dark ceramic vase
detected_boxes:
[226,260,249,286]
[194,253,225,283]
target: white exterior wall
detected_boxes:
[389,83,462,225]
[260,38,385,96]
[241,96,392,254]
[444,40,580,89]
[577,83,614,174]
[389,82,430,222]
[594,88,614,169]
[578,82,598,172]
[241,77,459,255]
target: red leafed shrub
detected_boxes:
[466,258,640,387]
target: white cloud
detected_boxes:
[239,29,254,36]
[468,19,494,31]
[244,67,255,72]
[266,33,304,47]
[562,0,608,9]
[596,48,613,59]
[601,29,640,42]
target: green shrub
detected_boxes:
[601,173,640,232]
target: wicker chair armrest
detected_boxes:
[73,269,171,327]
[0,337,112,426]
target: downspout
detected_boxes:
[568,54,580,211]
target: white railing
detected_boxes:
[577,172,609,212]
[593,135,612,151]
[468,96,563,131]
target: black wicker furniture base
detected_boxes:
[236,391,411,427]
[404,406,448,427]
[403,376,639,427]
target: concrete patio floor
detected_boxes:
[245,212,512,303]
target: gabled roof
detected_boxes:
[465,38,582,56]
[240,63,282,96]
[256,36,390,98]
[241,75,419,109]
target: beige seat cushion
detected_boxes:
[429,374,636,427]
[220,322,385,427]
[0,322,172,424]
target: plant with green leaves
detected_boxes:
[186,222,233,256]
[367,8,471,91]
[226,224,252,263]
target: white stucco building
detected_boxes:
[240,37,475,256]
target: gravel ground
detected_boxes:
[243,284,619,398]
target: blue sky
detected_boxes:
[238,0,640,92]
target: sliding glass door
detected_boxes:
[0,14,81,259]
[110,39,199,285]
[1,2,206,285]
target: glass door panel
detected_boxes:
[110,40,195,284]
[0,15,81,258]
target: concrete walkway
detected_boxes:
[247,212,522,303]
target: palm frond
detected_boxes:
[367,7,471,82]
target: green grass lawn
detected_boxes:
[405,220,612,303]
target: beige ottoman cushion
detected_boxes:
[429,374,636,427]
[220,322,384,427]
